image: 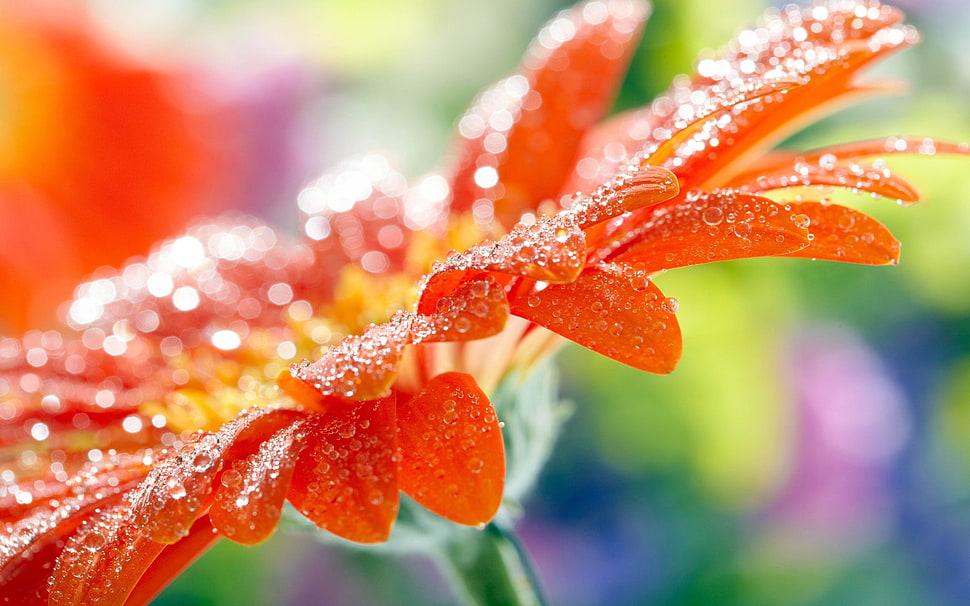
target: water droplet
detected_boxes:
[793,214,811,230]
[193,454,213,472]
[701,206,724,225]
[167,480,187,500]
[733,222,752,238]
[663,298,679,313]
[82,532,106,552]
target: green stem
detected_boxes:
[436,522,547,606]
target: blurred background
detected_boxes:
[3,0,970,604]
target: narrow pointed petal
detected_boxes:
[448,0,649,228]
[606,191,811,270]
[210,420,309,545]
[287,395,400,543]
[569,165,680,229]
[510,266,681,373]
[397,372,505,526]
[781,202,900,265]
[730,158,920,202]
[569,2,915,195]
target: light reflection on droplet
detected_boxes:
[171,236,207,268]
[211,330,242,351]
[29,422,49,441]
[122,415,144,434]
[172,286,200,311]
[147,272,174,297]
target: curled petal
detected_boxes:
[510,265,681,373]
[781,202,900,265]
[210,420,309,545]
[420,277,510,343]
[397,372,505,526]
[287,394,400,543]
[419,212,588,293]
[289,315,414,400]
[448,0,649,228]
[569,165,680,229]
[605,191,811,270]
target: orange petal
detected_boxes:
[727,137,970,202]
[129,407,302,544]
[289,314,413,400]
[510,265,681,373]
[732,159,919,202]
[606,191,811,270]
[448,0,648,228]
[419,213,588,291]
[298,156,415,289]
[569,165,680,229]
[0,528,66,605]
[397,372,505,526]
[0,488,132,605]
[287,395,400,543]
[210,420,309,545]
[123,517,221,606]
[781,202,900,265]
[420,276,510,342]
[48,502,167,605]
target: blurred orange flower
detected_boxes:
[0,4,235,333]
[0,1,965,604]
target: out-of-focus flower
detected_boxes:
[0,4,236,333]
[772,325,909,547]
[0,0,964,604]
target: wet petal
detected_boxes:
[419,212,588,291]
[420,276,510,342]
[569,164,680,229]
[62,220,323,344]
[289,315,414,400]
[287,395,399,543]
[570,2,915,196]
[298,156,417,284]
[510,265,681,373]
[48,502,166,605]
[732,158,919,203]
[448,0,649,228]
[210,420,309,545]
[606,191,811,270]
[129,407,302,544]
[781,202,900,265]
[123,517,221,606]
[397,372,505,526]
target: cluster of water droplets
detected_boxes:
[447,0,647,229]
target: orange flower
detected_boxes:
[0,1,964,604]
[0,4,234,333]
